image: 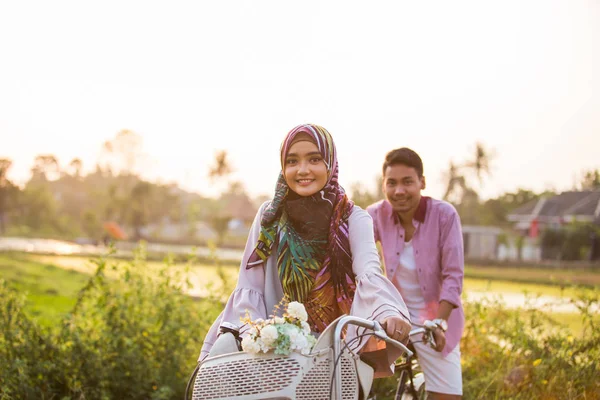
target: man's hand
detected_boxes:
[432,326,446,352]
[381,316,411,344]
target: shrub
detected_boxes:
[0,246,221,399]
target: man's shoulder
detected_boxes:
[426,197,459,220]
[365,199,387,214]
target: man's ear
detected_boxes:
[421,175,427,190]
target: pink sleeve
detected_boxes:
[439,206,464,308]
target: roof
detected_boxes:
[508,190,600,223]
[510,199,538,216]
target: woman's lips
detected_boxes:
[296,179,315,186]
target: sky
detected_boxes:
[0,0,598,200]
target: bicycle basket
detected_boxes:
[192,348,360,400]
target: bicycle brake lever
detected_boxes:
[371,321,414,358]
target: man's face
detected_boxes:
[382,164,426,215]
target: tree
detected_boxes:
[128,181,153,240]
[479,188,543,227]
[443,143,494,203]
[67,158,83,178]
[101,129,144,175]
[208,150,233,181]
[350,177,383,209]
[31,154,60,181]
[580,169,600,190]
[0,159,18,234]
[207,150,234,245]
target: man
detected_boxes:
[367,147,464,399]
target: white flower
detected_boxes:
[290,332,308,352]
[257,337,271,353]
[260,325,279,346]
[273,317,285,324]
[287,302,308,322]
[284,325,300,341]
[301,321,311,334]
[242,336,260,354]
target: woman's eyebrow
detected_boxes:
[286,151,322,158]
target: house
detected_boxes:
[462,225,504,260]
[507,190,600,235]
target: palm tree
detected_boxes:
[208,150,233,181]
[442,142,494,203]
[466,142,493,184]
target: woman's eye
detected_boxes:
[310,157,322,163]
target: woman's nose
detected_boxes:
[298,161,309,174]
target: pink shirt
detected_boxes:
[367,197,465,357]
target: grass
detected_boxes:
[465,264,600,287]
[0,253,90,327]
[1,251,597,335]
[463,277,580,298]
[26,254,597,298]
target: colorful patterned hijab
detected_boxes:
[246,124,356,332]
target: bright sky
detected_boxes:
[1,1,598,200]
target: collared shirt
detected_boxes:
[367,197,465,357]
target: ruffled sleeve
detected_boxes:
[345,206,411,376]
[198,202,270,362]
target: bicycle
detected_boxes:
[370,320,438,400]
[186,315,414,400]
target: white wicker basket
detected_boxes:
[192,348,359,400]
[192,315,411,400]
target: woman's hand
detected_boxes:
[381,316,411,344]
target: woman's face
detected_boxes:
[284,140,328,197]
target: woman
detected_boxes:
[199,124,411,375]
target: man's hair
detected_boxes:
[382,147,424,177]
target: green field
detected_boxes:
[1,252,596,332]
[0,253,90,326]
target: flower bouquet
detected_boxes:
[241,300,316,356]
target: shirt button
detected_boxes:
[396,252,400,255]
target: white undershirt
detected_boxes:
[396,240,426,321]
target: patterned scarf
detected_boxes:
[246,124,356,332]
